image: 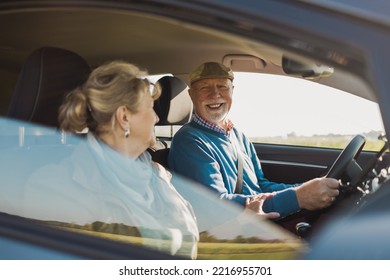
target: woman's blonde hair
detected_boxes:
[58,60,161,134]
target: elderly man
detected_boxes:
[168,62,339,219]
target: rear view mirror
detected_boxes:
[282,56,334,78]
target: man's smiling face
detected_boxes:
[189,78,233,127]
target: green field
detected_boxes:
[196,241,304,260]
[62,226,305,260]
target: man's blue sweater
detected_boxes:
[168,120,301,218]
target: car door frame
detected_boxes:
[253,142,390,184]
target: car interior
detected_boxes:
[1,3,390,259]
[0,6,377,108]
[6,47,91,127]
[4,44,193,169]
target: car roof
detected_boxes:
[298,0,390,26]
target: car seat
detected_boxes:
[7,46,91,128]
[1,47,90,209]
[150,76,192,167]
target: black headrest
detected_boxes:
[7,47,91,128]
[154,76,192,125]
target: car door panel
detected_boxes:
[253,143,390,184]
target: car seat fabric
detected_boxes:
[154,76,192,126]
[7,47,91,128]
[150,76,192,167]
[2,47,90,206]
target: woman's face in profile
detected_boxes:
[129,92,159,150]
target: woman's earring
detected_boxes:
[124,128,130,138]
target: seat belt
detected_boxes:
[234,138,244,194]
[233,135,243,194]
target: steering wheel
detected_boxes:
[294,135,367,239]
[326,134,366,179]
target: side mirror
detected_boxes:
[282,56,334,78]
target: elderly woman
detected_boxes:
[22,61,199,259]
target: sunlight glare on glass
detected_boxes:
[229,73,384,138]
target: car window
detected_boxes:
[228,73,385,151]
[155,72,384,151]
[0,118,305,259]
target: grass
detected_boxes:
[61,226,304,260]
[196,241,305,260]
